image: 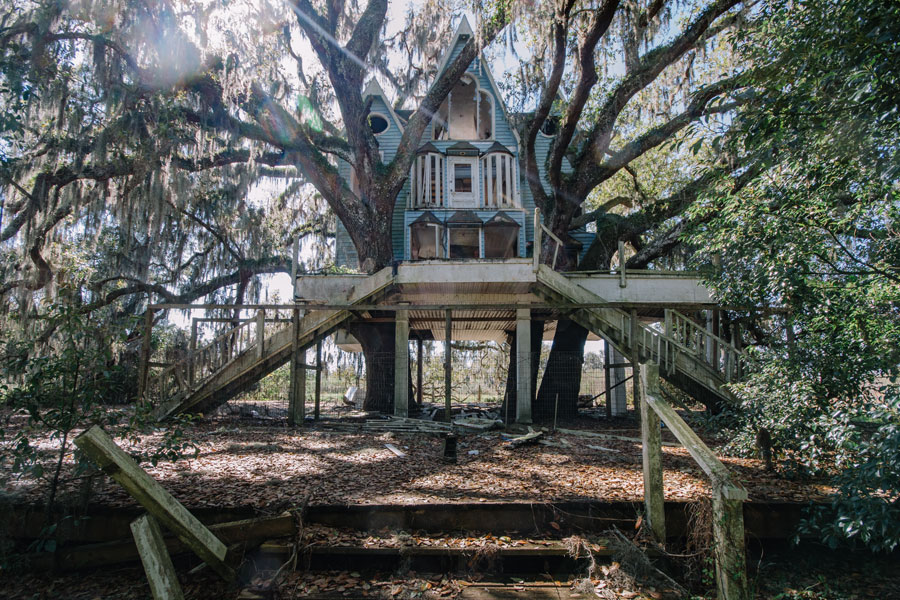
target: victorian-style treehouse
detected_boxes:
[138,18,753,599]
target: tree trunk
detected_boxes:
[348,321,395,412]
[534,214,617,422]
[534,319,589,422]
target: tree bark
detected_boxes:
[348,321,396,412]
[534,319,589,422]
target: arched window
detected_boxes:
[483,211,520,258]
[481,143,517,208]
[411,143,445,208]
[432,75,493,141]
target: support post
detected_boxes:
[288,310,305,427]
[189,318,198,387]
[256,309,265,359]
[444,309,452,422]
[604,340,612,420]
[533,208,542,272]
[74,426,234,581]
[516,308,532,424]
[631,310,642,425]
[416,337,424,407]
[618,240,627,288]
[291,234,299,299]
[712,485,751,600]
[639,364,666,542]
[131,514,185,600]
[314,340,322,420]
[139,308,155,402]
[394,305,409,417]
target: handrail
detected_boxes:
[533,208,566,270]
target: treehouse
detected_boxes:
[142,17,751,430]
[334,18,592,270]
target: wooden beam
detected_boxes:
[288,309,305,427]
[131,514,184,600]
[74,426,234,581]
[444,309,452,423]
[639,363,665,542]
[139,308,155,401]
[416,337,424,407]
[516,308,532,424]
[314,340,322,420]
[640,363,749,600]
[394,306,409,417]
[712,486,751,600]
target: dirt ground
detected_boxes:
[2,415,832,511]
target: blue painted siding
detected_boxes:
[333,34,595,269]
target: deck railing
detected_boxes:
[144,309,293,407]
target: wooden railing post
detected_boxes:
[288,309,305,427]
[139,308,155,403]
[640,362,750,600]
[639,364,666,542]
[314,339,322,420]
[256,309,265,359]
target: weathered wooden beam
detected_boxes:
[444,309,452,423]
[131,514,185,600]
[288,309,305,427]
[712,485,751,600]
[640,363,749,600]
[73,426,234,581]
[639,363,666,542]
[394,306,409,417]
[640,365,738,488]
[139,308,155,401]
[516,308,533,424]
[314,340,322,420]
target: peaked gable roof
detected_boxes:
[362,78,405,134]
[432,16,521,146]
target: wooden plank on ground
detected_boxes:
[131,514,185,600]
[74,426,235,581]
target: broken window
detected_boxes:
[368,113,389,135]
[481,144,516,207]
[447,211,482,259]
[483,211,520,258]
[432,75,493,141]
[409,212,445,259]
[412,145,444,208]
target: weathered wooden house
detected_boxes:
[145,17,748,428]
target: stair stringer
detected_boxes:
[535,265,734,408]
[155,268,396,420]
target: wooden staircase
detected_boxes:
[535,265,749,407]
[148,268,395,420]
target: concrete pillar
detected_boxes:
[639,363,666,542]
[516,308,532,424]
[394,306,409,417]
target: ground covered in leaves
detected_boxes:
[2,414,833,510]
[2,542,898,599]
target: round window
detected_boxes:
[539,116,559,137]
[368,114,389,135]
